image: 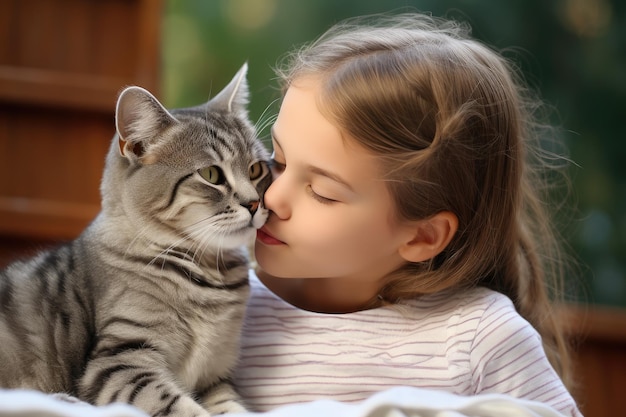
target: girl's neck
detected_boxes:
[256,270,383,314]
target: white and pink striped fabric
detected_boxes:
[234,271,582,417]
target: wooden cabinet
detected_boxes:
[0,0,162,255]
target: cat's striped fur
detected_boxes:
[0,64,271,416]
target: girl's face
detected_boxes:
[255,77,417,293]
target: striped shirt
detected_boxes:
[234,271,582,417]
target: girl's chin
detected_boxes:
[254,254,298,280]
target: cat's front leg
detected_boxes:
[79,353,212,417]
[198,379,247,415]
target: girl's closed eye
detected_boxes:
[307,185,337,205]
[269,156,286,175]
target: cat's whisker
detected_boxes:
[185,220,233,278]
[144,231,188,267]
[258,115,278,135]
[196,232,217,272]
[213,232,229,277]
[125,223,154,258]
[181,218,224,265]
[253,99,280,135]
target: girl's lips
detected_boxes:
[257,227,285,245]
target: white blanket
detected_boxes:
[0,386,566,417]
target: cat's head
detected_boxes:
[102,63,271,250]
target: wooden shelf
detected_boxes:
[0,197,99,241]
[0,66,125,112]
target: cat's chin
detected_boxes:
[210,226,257,250]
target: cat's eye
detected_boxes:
[249,162,264,180]
[198,166,225,185]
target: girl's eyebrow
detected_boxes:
[271,125,355,193]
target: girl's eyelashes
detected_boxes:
[269,158,286,174]
[307,185,337,205]
[268,154,337,204]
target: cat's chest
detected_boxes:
[97,259,249,387]
[174,296,247,387]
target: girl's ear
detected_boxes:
[398,211,458,263]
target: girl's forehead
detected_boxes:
[279,77,383,161]
[274,116,385,199]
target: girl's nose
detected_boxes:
[263,172,291,220]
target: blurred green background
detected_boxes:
[162,0,626,307]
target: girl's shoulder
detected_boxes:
[398,285,520,326]
[402,284,511,310]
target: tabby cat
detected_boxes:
[0,64,271,416]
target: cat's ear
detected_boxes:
[115,86,178,164]
[207,62,249,118]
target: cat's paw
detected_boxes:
[50,393,88,404]
[199,380,247,415]
[207,400,247,415]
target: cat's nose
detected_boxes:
[242,200,260,215]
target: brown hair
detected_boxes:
[275,13,574,388]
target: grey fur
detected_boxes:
[0,64,271,416]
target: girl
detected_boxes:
[234,12,582,417]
